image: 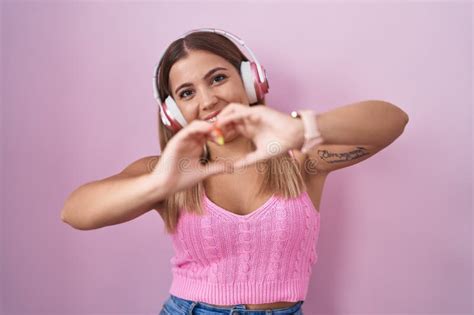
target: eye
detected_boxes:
[178,74,228,99]
[213,74,227,83]
[179,90,192,99]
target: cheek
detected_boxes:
[229,82,249,104]
[178,104,199,123]
[219,80,245,98]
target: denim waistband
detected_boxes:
[166,294,304,314]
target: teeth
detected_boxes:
[206,116,217,123]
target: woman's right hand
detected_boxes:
[150,120,232,195]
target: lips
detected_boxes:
[203,110,222,121]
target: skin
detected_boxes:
[166,50,408,312]
[168,50,302,310]
[169,49,257,163]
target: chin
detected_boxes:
[223,128,240,143]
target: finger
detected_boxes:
[216,111,251,128]
[196,158,232,179]
[216,103,249,119]
[216,102,243,117]
[233,151,266,171]
[185,120,214,136]
[213,118,239,136]
[176,121,213,145]
[205,127,225,145]
[204,159,235,176]
[232,121,253,139]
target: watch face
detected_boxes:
[290,111,301,119]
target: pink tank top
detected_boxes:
[167,151,321,305]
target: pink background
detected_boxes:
[1,1,472,314]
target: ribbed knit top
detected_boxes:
[167,189,321,305]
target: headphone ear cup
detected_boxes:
[240,61,270,104]
[159,103,172,127]
[240,61,258,104]
[253,62,270,100]
[165,96,188,127]
[160,96,188,133]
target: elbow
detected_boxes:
[401,110,409,126]
[62,218,96,231]
[400,112,409,135]
[60,207,72,225]
[60,207,97,231]
[388,102,410,129]
[396,110,409,137]
[61,210,67,223]
[60,190,99,230]
[391,103,409,126]
[374,100,409,125]
[386,106,410,144]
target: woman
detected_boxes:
[61,29,409,314]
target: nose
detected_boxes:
[199,86,219,111]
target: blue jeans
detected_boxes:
[159,294,304,314]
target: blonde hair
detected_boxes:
[156,31,306,235]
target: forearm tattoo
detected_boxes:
[318,146,370,163]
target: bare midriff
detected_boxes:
[205,301,299,310]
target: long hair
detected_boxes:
[155,31,306,234]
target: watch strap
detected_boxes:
[291,109,324,153]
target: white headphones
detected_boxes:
[152,28,270,133]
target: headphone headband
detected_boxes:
[180,28,266,83]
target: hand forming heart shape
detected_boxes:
[213,103,304,170]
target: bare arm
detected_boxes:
[61,156,166,230]
[295,100,409,173]
[313,100,409,146]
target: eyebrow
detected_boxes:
[174,67,228,95]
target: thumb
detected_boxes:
[202,158,235,176]
[233,151,265,171]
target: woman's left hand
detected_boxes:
[214,103,304,170]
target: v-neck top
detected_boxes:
[167,188,321,305]
[203,191,277,219]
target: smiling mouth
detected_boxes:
[206,116,218,123]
